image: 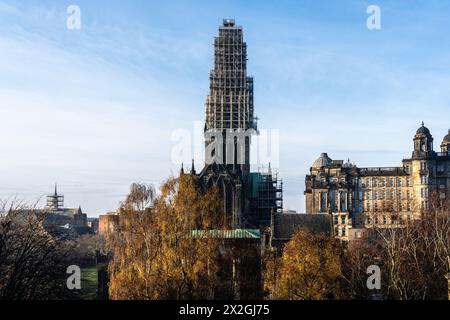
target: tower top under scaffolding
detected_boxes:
[46,184,64,211]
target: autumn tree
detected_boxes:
[108,175,226,300]
[342,192,450,300]
[264,228,344,300]
[0,200,73,300]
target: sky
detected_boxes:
[1,0,450,216]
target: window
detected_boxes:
[374,215,379,224]
[374,191,379,200]
[341,216,346,225]
[421,176,429,185]
[373,179,379,187]
[390,190,395,200]
[406,190,411,200]
[366,178,371,187]
[381,190,386,200]
[398,190,403,200]
[381,178,386,187]
[334,216,339,225]
[406,178,411,187]
[383,216,387,225]
[390,178,395,187]
[397,178,403,187]
[342,227,346,237]
[421,188,429,199]
[358,178,363,187]
[366,191,371,200]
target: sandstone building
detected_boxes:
[305,124,450,241]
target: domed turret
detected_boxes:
[416,122,432,137]
[312,153,332,168]
[413,122,435,158]
[441,130,450,152]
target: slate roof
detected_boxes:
[272,213,332,240]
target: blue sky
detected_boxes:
[1,0,450,215]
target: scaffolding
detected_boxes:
[248,167,283,227]
[46,185,64,211]
[205,19,256,132]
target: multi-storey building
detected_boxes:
[305,123,450,241]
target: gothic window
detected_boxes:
[320,192,326,212]
[340,192,347,212]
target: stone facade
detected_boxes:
[305,124,450,241]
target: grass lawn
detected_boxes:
[79,267,99,300]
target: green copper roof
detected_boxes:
[191,229,260,239]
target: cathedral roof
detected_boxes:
[312,153,332,168]
[272,213,332,239]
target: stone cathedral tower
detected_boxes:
[193,19,282,229]
[204,19,257,173]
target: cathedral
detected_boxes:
[185,19,283,229]
[305,123,450,241]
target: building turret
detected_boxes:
[441,130,450,153]
[312,153,333,169]
[412,122,435,159]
